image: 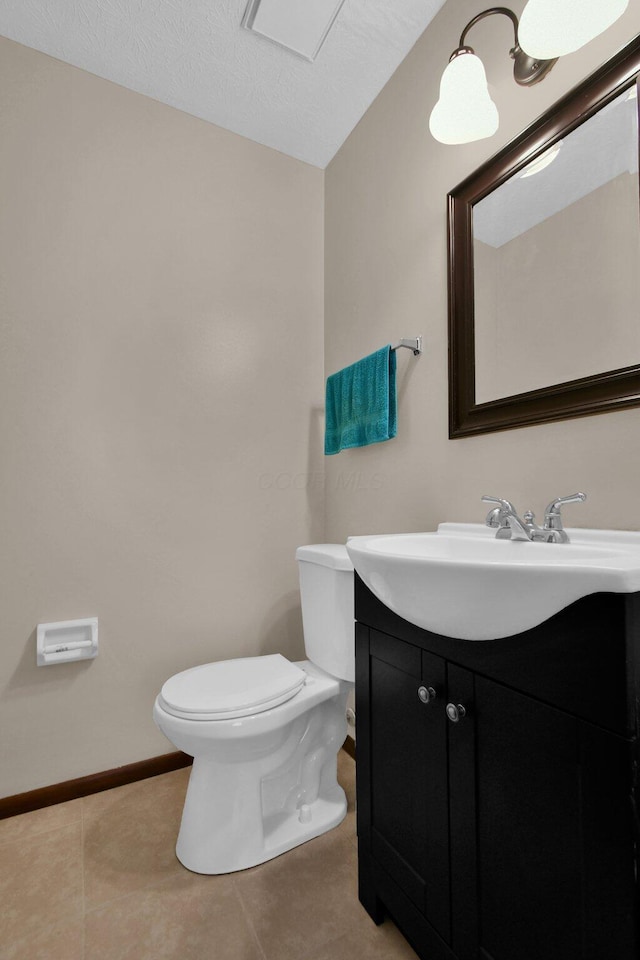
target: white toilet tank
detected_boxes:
[296,544,354,683]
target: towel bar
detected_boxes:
[391,337,423,356]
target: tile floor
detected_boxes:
[0,750,418,960]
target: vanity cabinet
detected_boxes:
[355,575,640,960]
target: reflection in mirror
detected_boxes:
[473,87,640,404]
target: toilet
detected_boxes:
[153,544,354,875]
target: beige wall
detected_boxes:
[0,38,324,797]
[325,0,640,541]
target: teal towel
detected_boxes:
[325,345,397,455]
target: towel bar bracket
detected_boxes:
[392,337,423,356]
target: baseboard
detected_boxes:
[0,738,357,820]
[0,751,193,820]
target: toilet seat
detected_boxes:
[158,654,306,721]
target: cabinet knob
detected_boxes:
[446,702,467,723]
[417,685,437,704]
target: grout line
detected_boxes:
[81,866,192,918]
[232,878,268,960]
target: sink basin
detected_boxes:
[346,523,640,640]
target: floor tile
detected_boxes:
[233,824,361,960]
[0,747,413,960]
[0,822,83,945]
[304,919,420,960]
[0,798,82,847]
[0,918,83,960]
[83,768,191,909]
[84,872,264,960]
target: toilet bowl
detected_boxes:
[153,544,354,875]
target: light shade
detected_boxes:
[518,0,629,59]
[429,51,499,145]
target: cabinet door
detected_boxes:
[470,674,637,960]
[367,630,450,943]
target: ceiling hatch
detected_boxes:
[242,0,347,61]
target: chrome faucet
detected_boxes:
[482,493,586,543]
[482,497,532,541]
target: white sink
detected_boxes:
[346,523,640,640]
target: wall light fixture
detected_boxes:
[429,1,629,145]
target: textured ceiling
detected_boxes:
[0,0,446,168]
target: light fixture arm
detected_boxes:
[452,6,557,86]
[458,6,519,49]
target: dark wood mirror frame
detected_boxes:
[448,34,640,438]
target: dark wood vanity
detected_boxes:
[355,574,640,960]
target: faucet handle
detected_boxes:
[543,492,586,536]
[481,495,516,513]
[544,492,586,517]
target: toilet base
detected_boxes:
[164,668,352,875]
[176,786,347,874]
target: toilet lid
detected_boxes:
[158,654,306,721]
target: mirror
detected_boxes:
[448,35,640,438]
